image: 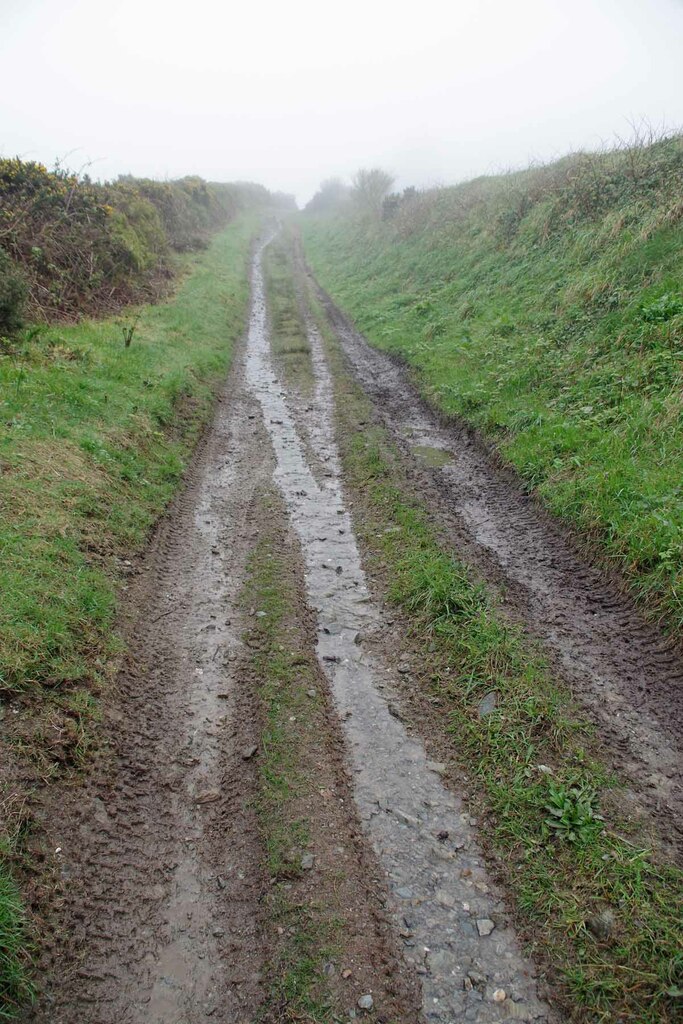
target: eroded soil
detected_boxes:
[15,225,681,1022]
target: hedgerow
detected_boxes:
[0,160,275,325]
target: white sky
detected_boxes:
[2,0,682,205]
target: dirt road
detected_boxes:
[24,228,682,1021]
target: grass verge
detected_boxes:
[0,213,260,1017]
[241,518,342,1022]
[301,137,683,632]
[310,291,683,1024]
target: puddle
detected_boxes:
[246,236,550,1023]
[411,443,453,468]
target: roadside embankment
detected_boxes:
[302,135,683,632]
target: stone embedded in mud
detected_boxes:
[477,691,498,718]
[357,994,374,1011]
[586,908,616,940]
[241,744,258,760]
[195,789,221,804]
[476,918,496,936]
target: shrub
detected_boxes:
[0,159,275,323]
[0,249,26,334]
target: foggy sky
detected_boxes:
[2,0,682,205]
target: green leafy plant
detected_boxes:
[640,292,683,324]
[543,781,600,844]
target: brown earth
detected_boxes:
[17,327,421,1022]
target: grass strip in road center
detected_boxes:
[241,521,340,1021]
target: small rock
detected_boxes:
[467,970,487,991]
[342,968,352,979]
[436,830,449,842]
[586,908,615,940]
[196,789,221,804]
[357,994,374,1011]
[300,853,314,870]
[322,961,336,976]
[477,691,497,718]
[397,664,411,674]
[241,745,258,760]
[492,989,506,1003]
[395,886,413,899]
[306,688,317,699]
[426,760,447,775]
[476,918,495,936]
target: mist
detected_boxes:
[2,0,682,205]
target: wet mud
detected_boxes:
[313,281,683,855]
[26,347,274,1022]
[247,237,554,1022]
[21,233,575,1023]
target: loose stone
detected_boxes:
[476,918,495,936]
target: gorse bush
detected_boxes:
[0,249,26,335]
[0,159,275,326]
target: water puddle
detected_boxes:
[246,236,550,1023]
[411,443,453,469]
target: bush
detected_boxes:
[0,249,26,334]
[0,159,276,323]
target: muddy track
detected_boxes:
[312,279,683,855]
[27,340,274,1022]
[22,234,568,1023]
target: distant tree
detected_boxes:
[382,185,418,220]
[304,177,350,214]
[351,168,394,218]
[270,190,298,211]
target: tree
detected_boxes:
[304,177,350,214]
[351,168,395,218]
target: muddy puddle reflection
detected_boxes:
[246,237,550,1023]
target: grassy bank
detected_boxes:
[0,214,259,1016]
[307,287,683,1024]
[301,135,683,631]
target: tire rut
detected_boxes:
[249,234,557,1023]
[312,280,683,856]
[26,347,273,1023]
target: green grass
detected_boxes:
[242,521,341,1022]
[305,286,683,1022]
[301,135,683,632]
[0,213,260,1018]
[1,216,256,702]
[0,852,31,1020]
